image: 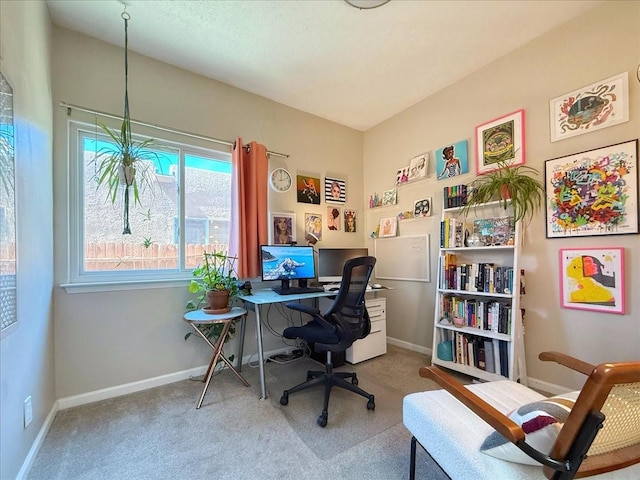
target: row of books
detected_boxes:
[472,216,514,246]
[439,253,514,294]
[440,218,466,248]
[440,295,512,334]
[443,184,468,209]
[440,331,509,377]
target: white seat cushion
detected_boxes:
[403,380,640,480]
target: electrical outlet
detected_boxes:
[24,396,33,428]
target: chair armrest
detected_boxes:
[539,351,595,376]
[419,366,525,443]
[285,302,320,317]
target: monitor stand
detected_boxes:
[298,279,308,288]
[272,279,291,294]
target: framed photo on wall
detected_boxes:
[559,247,625,314]
[545,139,638,238]
[436,140,468,180]
[296,174,321,204]
[270,212,296,245]
[475,109,525,175]
[324,176,346,203]
[379,217,397,237]
[550,72,629,142]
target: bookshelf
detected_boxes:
[431,198,527,385]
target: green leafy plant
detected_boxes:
[93,120,159,234]
[186,250,240,311]
[462,161,545,225]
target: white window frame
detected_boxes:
[63,120,232,293]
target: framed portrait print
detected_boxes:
[379,217,397,237]
[436,140,468,180]
[270,213,296,245]
[545,139,638,238]
[327,206,341,231]
[296,174,321,204]
[407,153,428,182]
[324,176,346,203]
[550,72,629,142]
[304,213,322,242]
[475,109,525,175]
[559,247,625,314]
[344,209,357,232]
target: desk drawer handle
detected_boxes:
[370,328,383,334]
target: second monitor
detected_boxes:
[317,247,369,284]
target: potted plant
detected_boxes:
[93,119,159,234]
[186,250,241,314]
[462,160,545,225]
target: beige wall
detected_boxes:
[364,1,639,392]
[0,1,54,479]
[52,27,364,399]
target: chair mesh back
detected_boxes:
[588,381,640,456]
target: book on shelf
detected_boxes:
[443,184,468,209]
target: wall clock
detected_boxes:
[269,167,292,193]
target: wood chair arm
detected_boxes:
[419,366,525,444]
[539,351,596,376]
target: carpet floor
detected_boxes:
[28,345,450,480]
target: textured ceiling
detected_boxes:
[46,0,602,131]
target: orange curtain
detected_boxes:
[229,137,269,279]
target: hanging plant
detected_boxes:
[92,8,157,235]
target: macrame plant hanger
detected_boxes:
[121,7,132,234]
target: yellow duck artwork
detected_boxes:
[566,255,615,306]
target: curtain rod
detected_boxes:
[59,101,289,158]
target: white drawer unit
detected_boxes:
[346,297,387,364]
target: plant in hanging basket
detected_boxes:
[461,160,545,225]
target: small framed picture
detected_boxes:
[327,206,341,231]
[304,213,322,242]
[382,188,397,206]
[379,217,397,237]
[296,174,321,204]
[344,209,357,232]
[324,176,346,203]
[396,166,410,185]
[270,213,296,245]
[413,197,432,218]
[435,140,468,180]
[550,72,629,142]
[475,109,525,175]
[559,247,625,314]
[408,153,428,182]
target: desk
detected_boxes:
[238,288,334,399]
[183,307,250,408]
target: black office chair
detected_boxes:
[279,256,377,427]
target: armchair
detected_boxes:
[279,256,377,427]
[404,351,640,479]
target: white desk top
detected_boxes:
[238,288,334,305]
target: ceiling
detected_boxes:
[46,0,602,131]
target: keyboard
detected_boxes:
[272,286,324,295]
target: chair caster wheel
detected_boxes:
[367,397,375,411]
[280,392,289,406]
[352,376,359,386]
[317,412,328,427]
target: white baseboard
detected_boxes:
[387,335,431,356]
[526,377,572,396]
[16,402,58,480]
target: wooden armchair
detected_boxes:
[403,352,640,480]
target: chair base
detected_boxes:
[279,360,375,427]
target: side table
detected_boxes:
[183,306,250,409]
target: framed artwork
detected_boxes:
[545,139,638,238]
[270,212,296,245]
[559,247,625,314]
[327,206,341,231]
[475,109,525,175]
[304,213,322,241]
[413,197,432,217]
[408,153,428,182]
[379,217,397,237]
[382,188,397,206]
[396,166,410,185]
[436,140,468,180]
[296,174,321,204]
[344,209,357,232]
[324,176,346,203]
[550,72,629,143]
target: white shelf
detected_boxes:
[432,200,527,385]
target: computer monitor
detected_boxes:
[260,245,317,290]
[317,247,369,283]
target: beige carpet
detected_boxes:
[28,345,449,480]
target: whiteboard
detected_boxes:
[374,235,430,282]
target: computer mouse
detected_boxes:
[372,284,382,289]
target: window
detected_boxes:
[67,121,232,289]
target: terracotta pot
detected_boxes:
[206,289,231,314]
[500,184,511,200]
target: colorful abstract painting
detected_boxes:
[559,247,625,314]
[545,140,638,238]
[550,72,629,142]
